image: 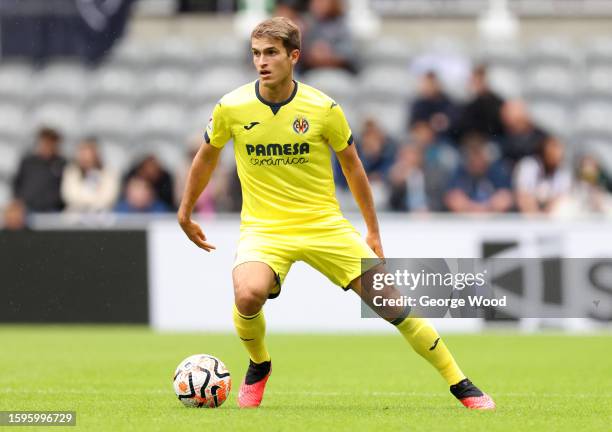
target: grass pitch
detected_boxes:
[0,326,610,432]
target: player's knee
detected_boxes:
[233,281,269,315]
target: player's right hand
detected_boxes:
[178,217,216,252]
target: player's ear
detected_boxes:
[290,49,300,65]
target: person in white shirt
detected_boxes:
[61,138,119,212]
[514,135,572,213]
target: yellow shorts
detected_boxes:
[234,224,381,298]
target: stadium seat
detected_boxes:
[82,103,136,143]
[575,101,612,141]
[140,67,193,105]
[527,100,572,138]
[98,140,131,172]
[303,68,358,103]
[106,40,154,71]
[187,103,217,141]
[361,37,412,68]
[584,37,612,67]
[0,104,29,143]
[150,38,202,72]
[359,101,407,139]
[0,61,34,106]
[190,68,252,106]
[147,140,188,174]
[526,38,578,67]
[202,36,249,67]
[30,103,82,141]
[582,66,612,100]
[88,67,142,105]
[475,42,524,69]
[0,141,20,180]
[487,65,523,99]
[523,65,576,102]
[30,62,89,106]
[133,103,189,144]
[359,65,415,103]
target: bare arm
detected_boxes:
[177,141,222,251]
[516,190,541,213]
[335,144,384,258]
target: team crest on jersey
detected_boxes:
[293,116,309,134]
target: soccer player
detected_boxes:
[178,17,495,410]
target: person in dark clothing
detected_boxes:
[124,155,175,211]
[115,176,169,213]
[334,118,396,190]
[299,0,358,74]
[444,134,513,213]
[499,100,547,165]
[409,71,457,140]
[12,127,66,212]
[388,144,429,212]
[457,65,505,142]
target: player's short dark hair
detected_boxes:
[37,127,62,143]
[251,17,301,54]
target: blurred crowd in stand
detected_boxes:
[2,0,612,230]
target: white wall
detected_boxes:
[149,214,612,332]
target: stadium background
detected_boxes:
[0,1,611,430]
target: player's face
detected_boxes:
[251,37,298,87]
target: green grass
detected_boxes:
[0,326,610,431]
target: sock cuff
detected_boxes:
[390,305,412,326]
[233,304,262,320]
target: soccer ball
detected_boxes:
[173,354,232,408]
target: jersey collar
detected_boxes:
[255,79,298,115]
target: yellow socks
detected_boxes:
[395,317,466,385]
[232,304,271,364]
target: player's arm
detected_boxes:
[177,142,221,251]
[335,144,384,258]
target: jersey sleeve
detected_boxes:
[204,102,232,148]
[323,102,353,152]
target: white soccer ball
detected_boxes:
[173,354,232,408]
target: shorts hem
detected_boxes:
[340,257,386,291]
[233,259,283,300]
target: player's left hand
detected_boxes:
[366,231,384,258]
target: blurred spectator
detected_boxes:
[576,154,612,193]
[388,144,429,212]
[300,0,358,74]
[124,155,175,211]
[410,121,459,211]
[335,118,396,188]
[13,127,66,212]
[334,118,395,210]
[61,138,120,212]
[174,135,238,214]
[457,65,505,141]
[444,135,513,213]
[115,177,169,213]
[514,136,572,214]
[409,71,457,139]
[499,100,547,165]
[556,154,612,215]
[273,0,307,33]
[1,199,28,231]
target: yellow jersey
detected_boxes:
[205,80,354,231]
